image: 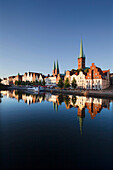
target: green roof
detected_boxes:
[53,61,56,71]
[78,39,85,58]
[56,60,59,71]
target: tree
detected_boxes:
[58,94,64,105]
[35,80,38,85]
[72,96,76,105]
[71,69,77,73]
[15,80,18,86]
[58,78,64,89]
[42,79,46,86]
[39,80,42,85]
[64,95,70,107]
[71,78,77,89]
[84,68,89,73]
[77,68,83,72]
[64,78,70,88]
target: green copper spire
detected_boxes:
[53,61,56,71]
[56,60,59,72]
[78,39,85,58]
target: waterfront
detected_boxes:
[0,91,113,169]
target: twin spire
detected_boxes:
[53,60,59,75]
[53,60,59,71]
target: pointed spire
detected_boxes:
[56,60,59,72]
[53,61,56,72]
[79,39,85,58]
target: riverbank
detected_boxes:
[45,88,113,99]
[0,84,9,90]
[0,85,113,99]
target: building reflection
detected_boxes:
[1,90,111,135]
[1,90,45,105]
[0,92,3,103]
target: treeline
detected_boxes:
[15,80,46,86]
[58,78,77,89]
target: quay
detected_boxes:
[1,85,113,99]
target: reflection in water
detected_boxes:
[1,90,112,135]
[0,92,3,103]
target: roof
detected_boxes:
[66,70,75,76]
[53,61,56,71]
[75,72,78,75]
[96,67,107,79]
[8,76,15,78]
[78,39,85,58]
[102,70,109,73]
[56,60,59,71]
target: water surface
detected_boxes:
[0,90,113,169]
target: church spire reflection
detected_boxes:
[1,90,111,135]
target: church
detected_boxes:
[62,40,110,90]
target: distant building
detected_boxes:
[45,75,56,85]
[64,70,75,84]
[22,72,44,82]
[8,76,16,85]
[13,74,23,84]
[1,78,8,85]
[56,74,65,84]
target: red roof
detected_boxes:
[75,72,78,75]
[102,70,109,73]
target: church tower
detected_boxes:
[53,60,59,76]
[78,40,85,69]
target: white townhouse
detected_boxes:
[45,76,56,85]
[1,78,9,85]
[71,71,86,89]
[22,72,44,82]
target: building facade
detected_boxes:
[22,72,44,82]
[86,63,110,90]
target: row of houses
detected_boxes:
[44,39,110,90]
[1,40,112,90]
[2,72,45,85]
[44,62,110,90]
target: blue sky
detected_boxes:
[0,0,113,78]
